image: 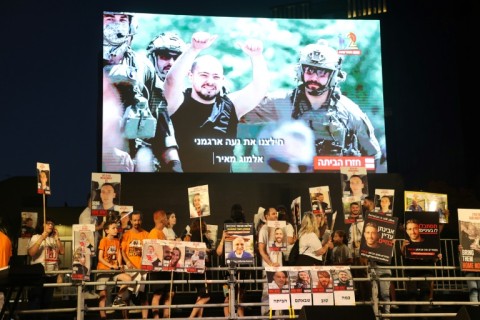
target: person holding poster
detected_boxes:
[258,207,283,315]
[401,213,441,317]
[183,219,212,318]
[78,194,103,299]
[277,204,296,264]
[27,217,64,320]
[360,213,398,317]
[96,220,131,319]
[217,206,252,318]
[147,209,175,319]
[348,215,371,301]
[227,237,253,259]
[121,210,149,319]
[295,212,331,265]
[458,217,480,304]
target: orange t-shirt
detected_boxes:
[121,229,149,269]
[97,237,121,270]
[148,228,166,240]
[0,231,12,267]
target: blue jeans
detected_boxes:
[374,267,391,314]
[465,272,480,303]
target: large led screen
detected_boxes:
[102,11,387,173]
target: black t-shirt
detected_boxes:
[171,90,238,172]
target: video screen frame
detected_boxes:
[102,11,386,173]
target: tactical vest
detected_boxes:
[291,87,360,156]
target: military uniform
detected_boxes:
[104,48,179,171]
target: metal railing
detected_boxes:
[3,238,474,320]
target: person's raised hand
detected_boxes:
[239,39,263,57]
[191,32,217,51]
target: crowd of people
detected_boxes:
[2,192,474,320]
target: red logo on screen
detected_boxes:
[313,156,375,171]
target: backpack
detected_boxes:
[288,239,300,265]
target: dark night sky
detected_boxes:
[1,1,476,207]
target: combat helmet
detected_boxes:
[295,40,346,95]
[146,32,186,79]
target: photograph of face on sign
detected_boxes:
[21,212,38,238]
[141,240,162,270]
[374,189,394,215]
[36,162,51,195]
[267,269,289,291]
[188,184,211,218]
[360,213,398,264]
[309,186,332,215]
[291,197,301,229]
[403,211,440,259]
[91,172,121,216]
[342,196,363,224]
[72,224,96,281]
[340,166,368,201]
[224,222,254,264]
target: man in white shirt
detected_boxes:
[78,194,104,299]
[258,207,281,315]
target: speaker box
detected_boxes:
[298,305,375,320]
[456,306,480,320]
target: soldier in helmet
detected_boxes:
[103,12,182,172]
[245,39,382,171]
[147,32,186,82]
[145,32,187,172]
